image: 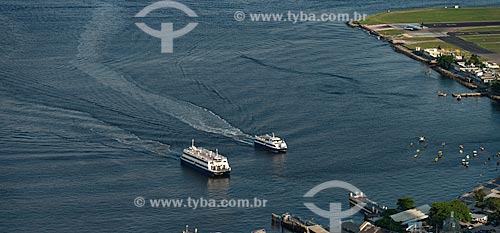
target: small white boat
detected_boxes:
[438,92,447,97]
[254,133,287,152]
[473,151,478,157]
[419,136,426,143]
[457,95,462,101]
[462,159,469,167]
[252,229,267,233]
[182,225,198,233]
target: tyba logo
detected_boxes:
[135,1,198,53]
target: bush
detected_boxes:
[397,197,415,211]
[375,216,405,232]
[429,200,471,226]
[474,189,487,208]
[492,81,500,94]
[436,55,455,69]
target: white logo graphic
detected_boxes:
[135,1,198,53]
[304,180,366,233]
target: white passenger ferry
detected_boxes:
[254,133,287,152]
[181,140,231,177]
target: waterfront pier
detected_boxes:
[349,192,387,218]
[271,213,329,233]
[452,92,485,97]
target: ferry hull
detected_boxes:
[180,158,230,178]
[254,141,287,153]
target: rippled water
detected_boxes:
[2,0,500,232]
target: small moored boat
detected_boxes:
[182,225,198,233]
[462,159,469,168]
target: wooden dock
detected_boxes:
[452,92,484,97]
[349,192,387,218]
[491,94,500,100]
[271,213,328,233]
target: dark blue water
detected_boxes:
[2,0,500,232]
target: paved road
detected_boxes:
[420,22,500,62]
[451,31,500,36]
[424,21,500,28]
[438,36,495,54]
[438,35,500,63]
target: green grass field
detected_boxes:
[459,34,500,52]
[477,43,500,48]
[361,8,500,25]
[459,34,500,43]
[402,37,440,42]
[377,29,405,36]
[475,43,500,53]
[405,41,460,50]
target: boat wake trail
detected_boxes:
[0,99,174,159]
[240,54,358,83]
[73,4,251,141]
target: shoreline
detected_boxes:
[347,20,500,101]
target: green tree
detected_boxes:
[468,53,483,67]
[474,189,487,208]
[397,197,415,211]
[374,208,406,232]
[429,200,472,226]
[492,81,500,94]
[486,198,500,213]
[436,54,455,69]
[375,216,404,232]
[493,209,500,222]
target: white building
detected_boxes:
[483,62,500,69]
[390,204,431,228]
[470,213,488,223]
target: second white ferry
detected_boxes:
[181,140,231,177]
[254,133,287,152]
